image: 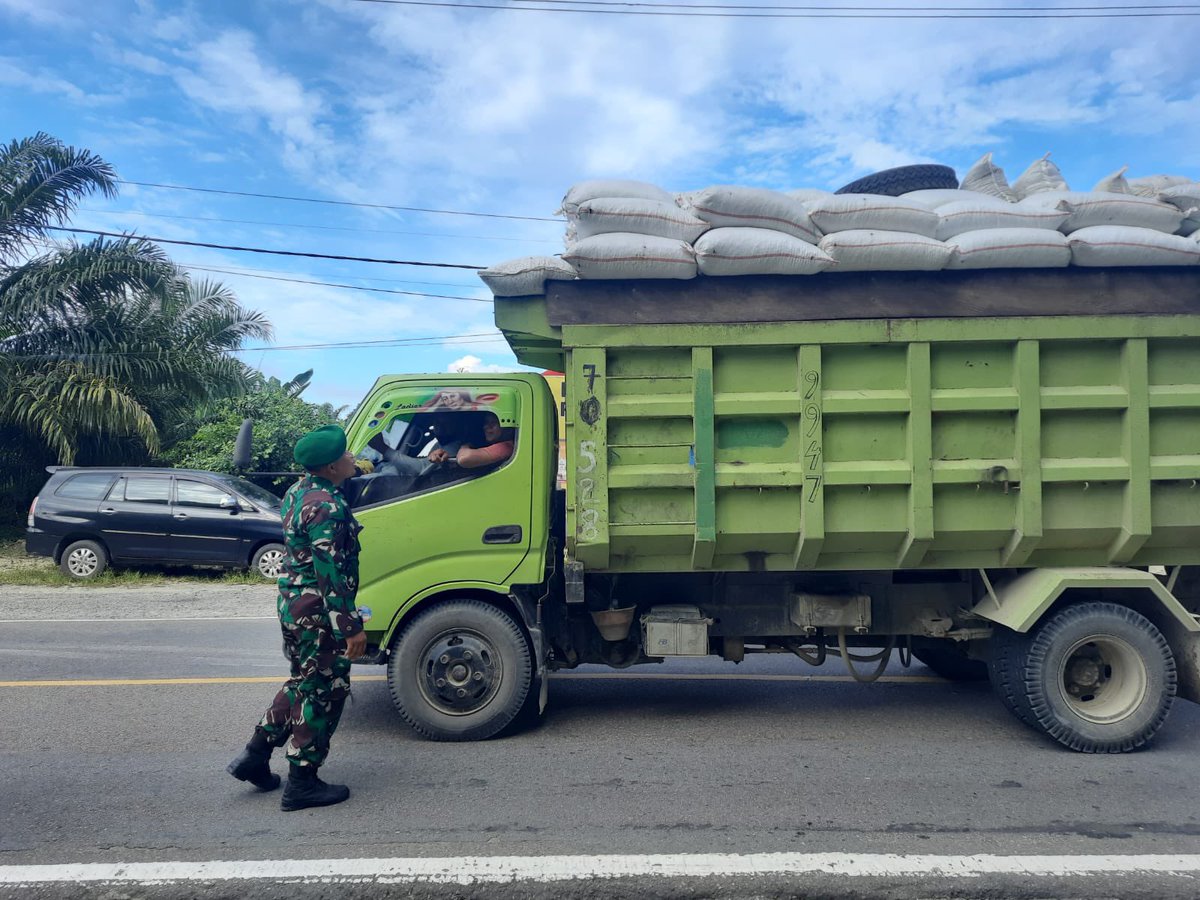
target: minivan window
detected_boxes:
[175,479,229,508]
[123,476,170,504]
[216,476,282,510]
[54,473,117,500]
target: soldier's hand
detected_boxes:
[345,632,368,659]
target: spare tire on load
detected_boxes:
[835,164,958,196]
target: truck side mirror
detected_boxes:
[219,495,241,511]
[233,418,254,469]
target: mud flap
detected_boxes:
[1156,615,1200,704]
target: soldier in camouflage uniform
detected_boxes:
[227,425,367,811]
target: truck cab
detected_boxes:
[343,373,558,740]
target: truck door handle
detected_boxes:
[173,513,188,520]
[482,525,522,545]
[99,508,116,515]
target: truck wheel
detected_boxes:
[988,625,1037,727]
[388,599,532,742]
[835,164,958,196]
[59,540,108,579]
[251,543,286,580]
[912,645,988,681]
[1022,603,1176,752]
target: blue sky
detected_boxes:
[3,0,1198,407]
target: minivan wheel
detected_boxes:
[251,543,286,580]
[60,540,108,579]
[388,599,532,742]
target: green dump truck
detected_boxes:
[342,266,1200,753]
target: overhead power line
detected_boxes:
[173,260,481,290]
[503,0,1199,7]
[118,180,563,223]
[9,333,511,360]
[183,263,493,303]
[45,227,486,269]
[352,0,1200,15]
[81,208,562,245]
[29,235,488,293]
[240,332,509,352]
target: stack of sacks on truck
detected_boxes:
[901,153,1200,270]
[477,159,1200,296]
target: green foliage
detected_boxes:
[164,375,346,489]
[0,132,116,264]
[0,133,272,525]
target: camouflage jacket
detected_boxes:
[278,474,364,640]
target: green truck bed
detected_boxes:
[496,267,1200,573]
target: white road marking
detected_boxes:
[0,616,277,623]
[3,854,1200,886]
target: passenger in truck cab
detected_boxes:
[429,411,514,470]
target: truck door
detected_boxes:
[97,474,173,561]
[349,381,535,602]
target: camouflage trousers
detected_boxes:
[258,611,352,769]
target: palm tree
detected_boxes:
[0,132,116,263]
[0,133,271,523]
[2,239,272,460]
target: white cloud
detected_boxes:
[0,58,90,102]
[447,354,515,374]
[0,0,69,25]
[171,30,337,175]
[332,7,1199,197]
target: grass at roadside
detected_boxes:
[0,531,274,587]
[0,566,271,587]
[0,540,271,587]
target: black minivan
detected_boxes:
[26,467,286,580]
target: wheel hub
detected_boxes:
[1067,657,1103,690]
[1059,637,1148,723]
[258,551,284,577]
[421,633,500,714]
[68,549,97,576]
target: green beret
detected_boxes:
[294,425,347,469]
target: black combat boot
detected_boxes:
[280,765,350,811]
[226,740,280,792]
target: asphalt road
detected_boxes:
[2,585,1200,899]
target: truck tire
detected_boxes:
[912,645,988,681]
[388,599,532,742]
[988,625,1037,728]
[1015,603,1175,752]
[251,543,286,580]
[835,164,958,196]
[59,539,108,579]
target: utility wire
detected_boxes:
[118,180,563,223]
[175,261,482,290]
[352,0,1200,15]
[28,235,487,292]
[45,227,487,269]
[184,264,475,289]
[81,208,562,245]
[506,0,1200,7]
[181,263,493,303]
[9,333,511,359]
[240,333,509,352]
